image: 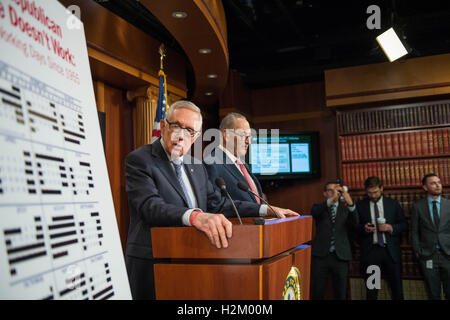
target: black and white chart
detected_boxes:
[0,0,131,299]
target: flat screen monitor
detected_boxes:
[248,131,320,180]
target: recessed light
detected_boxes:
[172,11,187,18]
[205,92,214,96]
[207,74,218,79]
[199,48,211,54]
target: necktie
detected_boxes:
[432,200,440,229]
[236,159,260,204]
[374,202,384,246]
[329,204,337,252]
[172,160,193,208]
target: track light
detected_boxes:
[376,27,408,62]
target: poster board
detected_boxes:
[0,0,131,299]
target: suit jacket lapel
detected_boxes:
[151,139,190,206]
[382,198,391,222]
[439,197,449,229]
[363,198,372,223]
[421,199,436,230]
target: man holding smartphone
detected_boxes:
[356,176,408,300]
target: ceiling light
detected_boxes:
[376,27,408,62]
[205,92,214,96]
[207,74,218,79]
[199,48,211,54]
[172,11,187,18]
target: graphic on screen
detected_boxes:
[249,133,315,177]
[250,143,290,174]
[291,143,310,173]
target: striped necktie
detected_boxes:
[172,160,193,208]
[329,204,337,252]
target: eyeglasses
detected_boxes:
[165,119,200,138]
[231,130,252,140]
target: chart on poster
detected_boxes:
[0,0,131,299]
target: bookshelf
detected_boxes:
[336,99,450,289]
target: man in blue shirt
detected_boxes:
[411,173,450,300]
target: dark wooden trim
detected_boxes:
[327,82,450,101]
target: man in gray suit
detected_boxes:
[411,173,450,300]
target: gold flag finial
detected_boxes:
[159,44,166,70]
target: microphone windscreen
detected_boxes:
[237,181,249,191]
[215,177,226,190]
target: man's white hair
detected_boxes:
[166,100,202,129]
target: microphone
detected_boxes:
[215,178,243,225]
[237,181,281,219]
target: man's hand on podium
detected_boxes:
[192,212,233,249]
[268,206,300,219]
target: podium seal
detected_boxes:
[281,266,302,300]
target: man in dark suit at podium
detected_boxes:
[124,100,298,299]
[204,112,263,204]
[357,176,408,300]
[411,173,450,300]
[310,180,358,300]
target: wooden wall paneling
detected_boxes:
[96,82,133,252]
[154,263,261,300]
[325,53,450,107]
[291,246,312,300]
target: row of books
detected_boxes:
[338,103,450,134]
[340,128,450,161]
[341,158,450,189]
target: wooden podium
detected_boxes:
[151,215,313,300]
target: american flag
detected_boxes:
[152,69,168,142]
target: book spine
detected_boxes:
[399,132,405,157]
[428,130,434,155]
[410,131,417,157]
[381,162,387,186]
[399,160,405,185]
[361,135,367,160]
[376,162,382,181]
[347,136,353,161]
[404,132,410,157]
[395,161,400,186]
[375,134,381,159]
[433,129,439,154]
[386,133,393,158]
[437,129,444,154]
[392,133,399,157]
[404,160,410,186]
[443,128,449,154]
[421,130,428,155]
[414,160,420,186]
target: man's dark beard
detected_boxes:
[370,196,382,203]
[429,191,442,197]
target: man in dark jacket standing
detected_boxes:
[411,173,450,300]
[357,176,408,300]
[310,180,358,299]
